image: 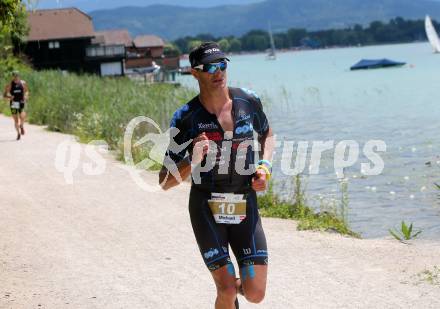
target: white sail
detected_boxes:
[425,15,440,53]
[267,22,276,60]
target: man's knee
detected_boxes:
[244,287,265,304]
[216,282,237,301]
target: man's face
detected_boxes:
[191,61,228,90]
[13,74,20,82]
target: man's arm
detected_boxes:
[23,82,29,101]
[252,127,275,192]
[159,157,192,191]
[259,127,274,162]
[3,84,12,100]
[159,132,210,191]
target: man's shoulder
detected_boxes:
[170,95,199,127]
[10,80,26,86]
[230,87,260,102]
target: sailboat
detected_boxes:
[266,22,276,60]
[425,15,440,53]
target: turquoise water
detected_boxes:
[178,42,440,239]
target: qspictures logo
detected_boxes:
[54,116,387,190]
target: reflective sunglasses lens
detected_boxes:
[219,61,227,71]
[205,61,227,74]
[206,64,218,74]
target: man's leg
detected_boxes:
[239,264,267,303]
[211,263,239,309]
[11,113,20,140]
[230,191,268,304]
[188,188,237,308]
[19,110,26,135]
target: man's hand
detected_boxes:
[252,169,268,192]
[192,132,210,164]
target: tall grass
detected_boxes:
[258,175,360,237]
[1,70,196,157]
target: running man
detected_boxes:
[3,71,29,140]
[159,42,274,309]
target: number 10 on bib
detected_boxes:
[208,199,247,224]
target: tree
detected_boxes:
[0,0,29,77]
[174,36,192,54]
[187,40,203,52]
[0,0,28,35]
[217,38,230,53]
[241,30,269,51]
[0,0,20,28]
[287,28,307,47]
[273,33,289,49]
[228,37,242,52]
[0,0,28,57]
[163,43,181,57]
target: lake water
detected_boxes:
[177,42,440,239]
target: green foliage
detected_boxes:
[0,0,28,58]
[388,221,422,243]
[228,38,242,53]
[0,56,31,80]
[258,175,359,237]
[164,43,181,57]
[434,183,440,190]
[187,40,203,52]
[0,0,20,28]
[241,30,269,51]
[287,28,308,47]
[217,38,231,53]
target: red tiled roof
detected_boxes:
[27,8,94,41]
[93,29,133,47]
[133,35,165,48]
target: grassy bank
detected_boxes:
[258,175,360,237]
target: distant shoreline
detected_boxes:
[180,40,429,60]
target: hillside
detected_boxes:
[35,0,262,12]
[90,0,440,39]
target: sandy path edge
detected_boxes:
[0,115,439,309]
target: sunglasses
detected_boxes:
[194,61,227,74]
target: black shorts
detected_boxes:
[10,102,25,115]
[189,187,268,271]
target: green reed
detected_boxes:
[258,175,360,237]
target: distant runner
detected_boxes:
[159,42,274,309]
[3,71,29,140]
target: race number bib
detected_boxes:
[208,193,247,224]
[11,101,21,109]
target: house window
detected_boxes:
[49,41,60,49]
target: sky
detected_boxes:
[32,0,263,12]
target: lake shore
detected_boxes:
[1,115,439,308]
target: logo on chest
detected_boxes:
[198,122,219,130]
[236,113,250,123]
[235,122,253,135]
